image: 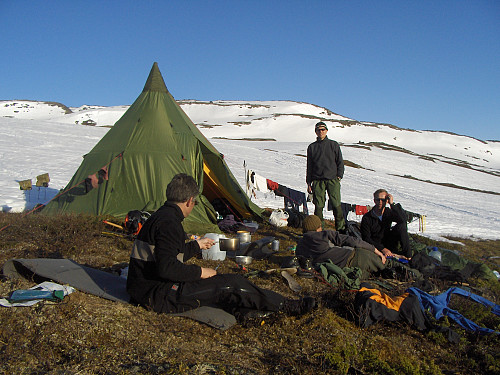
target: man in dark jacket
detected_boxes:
[296,215,389,278]
[360,189,411,258]
[306,121,345,231]
[126,173,315,318]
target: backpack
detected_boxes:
[346,220,362,239]
[124,210,150,235]
[285,209,306,228]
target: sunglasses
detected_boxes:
[316,128,327,132]
[374,198,387,202]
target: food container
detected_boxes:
[219,238,240,252]
[271,239,280,251]
[202,233,226,261]
[235,255,253,265]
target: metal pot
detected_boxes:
[235,255,253,265]
[237,231,251,243]
[219,238,240,252]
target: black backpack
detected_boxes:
[124,210,150,235]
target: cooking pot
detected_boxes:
[219,238,240,252]
[237,231,251,243]
[235,255,253,265]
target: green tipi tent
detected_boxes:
[43,62,263,233]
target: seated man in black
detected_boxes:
[360,189,411,259]
[126,173,315,319]
[296,215,389,278]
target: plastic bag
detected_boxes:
[269,209,289,227]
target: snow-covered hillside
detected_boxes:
[1,99,499,240]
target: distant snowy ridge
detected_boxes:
[2,99,498,173]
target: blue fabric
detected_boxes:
[284,188,308,214]
[407,287,500,335]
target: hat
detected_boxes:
[303,215,322,232]
[315,121,328,130]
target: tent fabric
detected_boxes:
[42,62,263,234]
[1,258,236,330]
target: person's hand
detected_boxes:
[382,248,393,257]
[307,184,312,194]
[380,253,387,264]
[374,249,386,264]
[197,237,215,250]
[200,267,217,279]
[386,193,394,205]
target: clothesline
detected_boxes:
[246,168,309,214]
[244,163,426,232]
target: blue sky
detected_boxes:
[1,1,499,140]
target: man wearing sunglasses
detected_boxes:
[127,173,315,321]
[306,121,345,232]
[360,189,411,259]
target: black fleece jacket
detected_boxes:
[306,136,344,184]
[126,201,201,306]
[360,203,407,251]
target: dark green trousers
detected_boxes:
[311,179,345,231]
[348,248,388,278]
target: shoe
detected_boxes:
[281,296,316,316]
[298,256,314,271]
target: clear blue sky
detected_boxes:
[1,1,499,140]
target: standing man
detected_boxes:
[360,189,411,259]
[306,121,345,232]
[126,173,315,319]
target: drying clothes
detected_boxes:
[253,173,268,192]
[355,205,368,216]
[285,188,308,214]
[246,169,257,197]
[274,184,289,198]
[266,179,279,191]
[341,203,355,222]
[98,166,108,183]
[87,174,99,189]
[407,287,500,335]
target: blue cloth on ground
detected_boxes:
[407,287,500,335]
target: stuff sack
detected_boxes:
[269,209,289,227]
[124,210,151,235]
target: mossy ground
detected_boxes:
[0,212,498,374]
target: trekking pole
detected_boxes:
[243,160,249,197]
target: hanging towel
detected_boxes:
[253,173,268,192]
[355,205,368,215]
[267,179,279,191]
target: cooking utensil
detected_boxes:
[219,238,240,252]
[237,231,251,243]
[235,255,253,265]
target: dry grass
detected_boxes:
[0,212,499,374]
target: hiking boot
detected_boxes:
[280,296,316,316]
[298,256,314,271]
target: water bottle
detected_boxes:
[428,247,442,262]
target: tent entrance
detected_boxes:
[202,162,251,220]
